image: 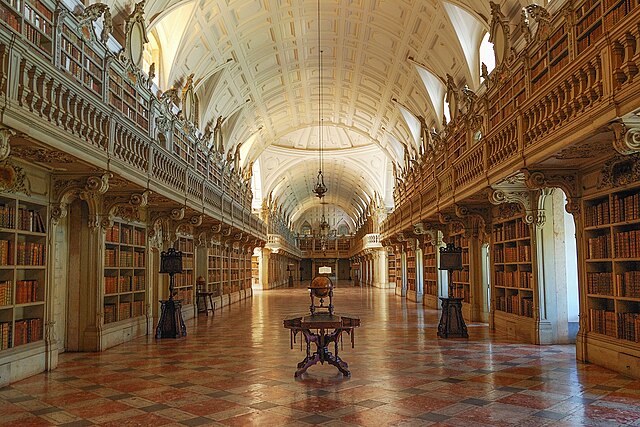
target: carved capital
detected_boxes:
[489,173,548,226]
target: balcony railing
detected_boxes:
[0,0,266,239]
[383,2,640,238]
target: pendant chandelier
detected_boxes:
[313,0,327,200]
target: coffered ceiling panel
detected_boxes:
[119,0,517,223]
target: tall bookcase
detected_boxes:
[423,243,438,296]
[529,23,569,93]
[583,184,640,343]
[449,226,471,306]
[174,236,194,306]
[0,195,47,350]
[207,243,222,296]
[406,246,416,296]
[490,204,540,342]
[103,221,146,324]
[251,255,259,288]
[574,0,639,56]
[395,252,403,289]
[60,22,104,97]
[388,250,396,288]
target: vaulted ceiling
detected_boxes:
[104,0,536,229]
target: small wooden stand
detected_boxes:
[437,243,469,339]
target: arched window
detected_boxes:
[337,223,349,236]
[443,98,451,124]
[301,221,312,236]
[142,30,161,87]
[479,32,495,82]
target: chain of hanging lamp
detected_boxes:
[313,0,327,200]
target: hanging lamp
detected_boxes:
[313,0,327,200]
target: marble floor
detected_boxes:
[1,285,640,426]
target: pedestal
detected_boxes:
[437,297,468,339]
[156,299,187,339]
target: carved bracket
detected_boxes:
[611,116,640,155]
[489,173,546,227]
[103,190,151,227]
[52,173,111,228]
[523,168,582,216]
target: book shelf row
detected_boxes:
[0,240,46,266]
[0,317,43,350]
[0,203,46,232]
[0,279,39,305]
[586,229,640,259]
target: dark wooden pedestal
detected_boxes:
[156,299,187,339]
[437,297,469,339]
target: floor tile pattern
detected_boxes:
[1,285,640,426]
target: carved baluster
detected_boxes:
[612,40,626,88]
[24,64,36,111]
[622,32,638,84]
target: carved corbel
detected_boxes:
[489,173,548,227]
[611,118,640,155]
[52,173,111,230]
[523,168,582,216]
[454,204,491,239]
[103,190,151,226]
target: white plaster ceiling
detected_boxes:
[99,0,532,224]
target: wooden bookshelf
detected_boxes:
[0,0,54,58]
[60,22,104,97]
[0,194,47,350]
[583,184,640,343]
[406,246,416,294]
[103,220,146,324]
[449,225,471,304]
[173,236,194,305]
[574,0,639,56]
[387,250,396,288]
[108,66,149,131]
[423,243,438,297]
[207,242,222,296]
[489,65,525,129]
[395,252,402,289]
[491,209,535,319]
[251,255,259,288]
[529,23,569,93]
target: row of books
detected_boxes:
[585,199,610,226]
[587,272,613,295]
[577,22,603,54]
[175,271,194,287]
[451,286,470,302]
[15,241,45,266]
[175,288,193,303]
[496,295,533,317]
[576,2,601,33]
[495,271,533,288]
[618,312,640,342]
[0,280,11,306]
[603,0,636,31]
[613,229,640,258]
[104,275,145,294]
[493,221,530,242]
[17,208,46,233]
[613,192,640,223]
[590,308,617,337]
[616,271,640,298]
[587,235,610,259]
[174,239,194,253]
[452,269,469,283]
[0,239,11,265]
[0,321,9,349]
[105,224,146,246]
[15,280,39,303]
[494,246,531,263]
[103,300,145,324]
[425,283,437,296]
[12,317,43,346]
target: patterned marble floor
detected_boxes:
[1,284,640,426]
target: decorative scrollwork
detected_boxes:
[0,125,15,161]
[77,3,112,44]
